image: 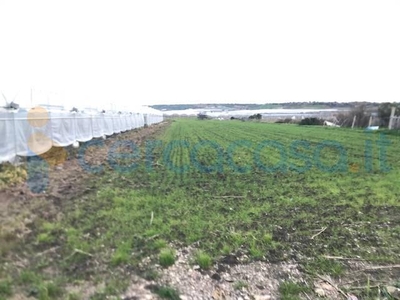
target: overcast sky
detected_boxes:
[0,0,399,109]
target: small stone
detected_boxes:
[386,286,400,299]
[223,274,234,282]
[254,295,271,300]
[256,284,265,290]
[221,254,239,265]
[315,287,326,297]
[321,282,335,291]
[212,288,225,299]
[217,264,228,273]
[211,273,221,281]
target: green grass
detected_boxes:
[159,248,176,267]
[142,269,160,281]
[111,242,131,266]
[233,280,249,290]
[304,257,344,277]
[194,251,212,269]
[3,119,400,298]
[42,281,63,299]
[0,163,27,190]
[153,239,168,250]
[67,293,81,300]
[36,232,54,244]
[152,286,180,300]
[58,119,400,271]
[279,281,310,300]
[19,270,41,285]
[0,280,12,298]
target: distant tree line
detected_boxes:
[378,103,400,127]
[197,113,209,120]
[273,103,400,128]
[335,102,399,128]
[299,118,324,126]
[248,113,262,120]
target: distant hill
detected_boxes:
[151,102,380,111]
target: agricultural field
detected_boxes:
[1,119,400,299]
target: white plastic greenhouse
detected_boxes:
[0,105,164,163]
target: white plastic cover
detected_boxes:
[0,108,163,163]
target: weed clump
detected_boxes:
[36,232,54,244]
[234,280,248,290]
[28,281,64,300]
[159,248,175,267]
[68,293,81,300]
[156,286,180,299]
[0,163,27,189]
[111,243,131,266]
[152,285,180,300]
[195,251,212,270]
[0,279,12,297]
[305,257,344,277]
[19,271,40,285]
[279,281,309,300]
[143,269,160,281]
[153,239,167,250]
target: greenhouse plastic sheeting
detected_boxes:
[14,110,53,156]
[0,112,17,162]
[0,110,163,163]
